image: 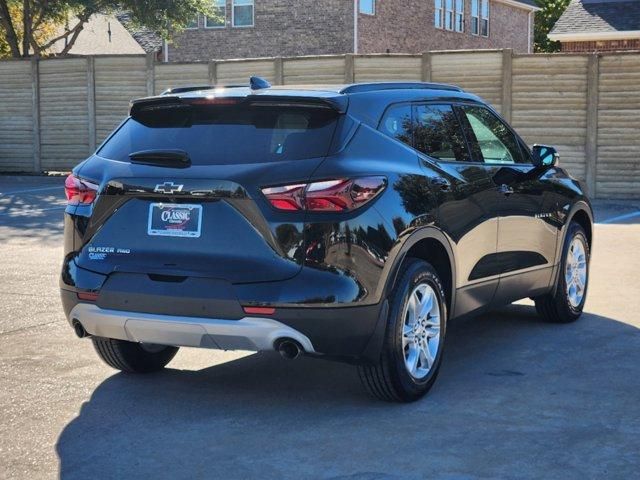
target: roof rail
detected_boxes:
[339,82,463,94]
[160,84,246,95]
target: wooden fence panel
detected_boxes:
[354,55,422,82]
[94,56,147,144]
[597,54,640,199]
[283,56,345,84]
[0,61,34,171]
[216,59,276,85]
[39,58,89,170]
[512,55,589,182]
[431,51,504,112]
[154,63,209,94]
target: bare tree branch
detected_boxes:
[37,11,92,52]
[57,13,90,55]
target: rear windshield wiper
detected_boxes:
[129,150,191,168]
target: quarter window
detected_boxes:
[233,0,254,27]
[360,0,375,15]
[206,0,226,28]
[413,104,469,162]
[458,106,524,164]
[379,104,413,147]
[434,0,444,28]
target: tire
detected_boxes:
[358,258,447,402]
[91,337,179,373]
[535,222,590,323]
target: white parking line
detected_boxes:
[600,211,640,224]
[0,186,62,196]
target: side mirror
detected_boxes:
[532,144,559,168]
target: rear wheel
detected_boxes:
[358,258,447,402]
[535,222,590,323]
[92,337,179,373]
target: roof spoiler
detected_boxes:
[129,94,347,121]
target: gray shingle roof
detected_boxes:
[116,12,163,53]
[551,0,640,35]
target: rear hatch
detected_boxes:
[74,97,342,283]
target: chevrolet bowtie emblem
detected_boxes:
[154,182,184,194]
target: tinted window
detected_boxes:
[458,106,524,164]
[379,104,412,147]
[413,104,469,162]
[98,104,339,165]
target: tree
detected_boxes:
[0,1,59,58]
[0,0,214,58]
[534,0,571,53]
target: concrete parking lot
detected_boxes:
[0,175,639,479]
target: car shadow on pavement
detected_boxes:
[55,304,640,480]
[0,191,65,244]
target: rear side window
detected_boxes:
[413,104,469,162]
[98,104,339,165]
[379,104,412,147]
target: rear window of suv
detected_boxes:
[97,103,340,165]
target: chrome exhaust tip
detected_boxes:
[72,319,89,338]
[275,338,302,360]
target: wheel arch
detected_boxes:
[549,201,594,290]
[383,227,456,315]
[570,207,593,247]
[562,201,594,251]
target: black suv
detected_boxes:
[61,79,593,402]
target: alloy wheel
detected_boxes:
[402,283,441,380]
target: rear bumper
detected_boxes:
[60,265,387,360]
[69,303,316,353]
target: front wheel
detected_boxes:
[535,222,590,323]
[92,337,179,373]
[358,258,447,402]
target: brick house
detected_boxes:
[549,0,640,52]
[165,0,540,62]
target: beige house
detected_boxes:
[49,13,162,58]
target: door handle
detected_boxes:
[498,184,514,196]
[431,177,451,192]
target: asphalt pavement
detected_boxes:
[0,175,639,479]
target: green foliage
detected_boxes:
[534,0,571,53]
[0,0,214,58]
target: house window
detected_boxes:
[471,0,478,35]
[455,0,464,32]
[473,0,489,36]
[186,16,199,29]
[206,0,226,28]
[360,0,375,15]
[481,0,489,37]
[233,0,254,27]
[445,0,454,30]
[434,0,443,28]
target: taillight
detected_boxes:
[262,176,386,212]
[65,175,98,206]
